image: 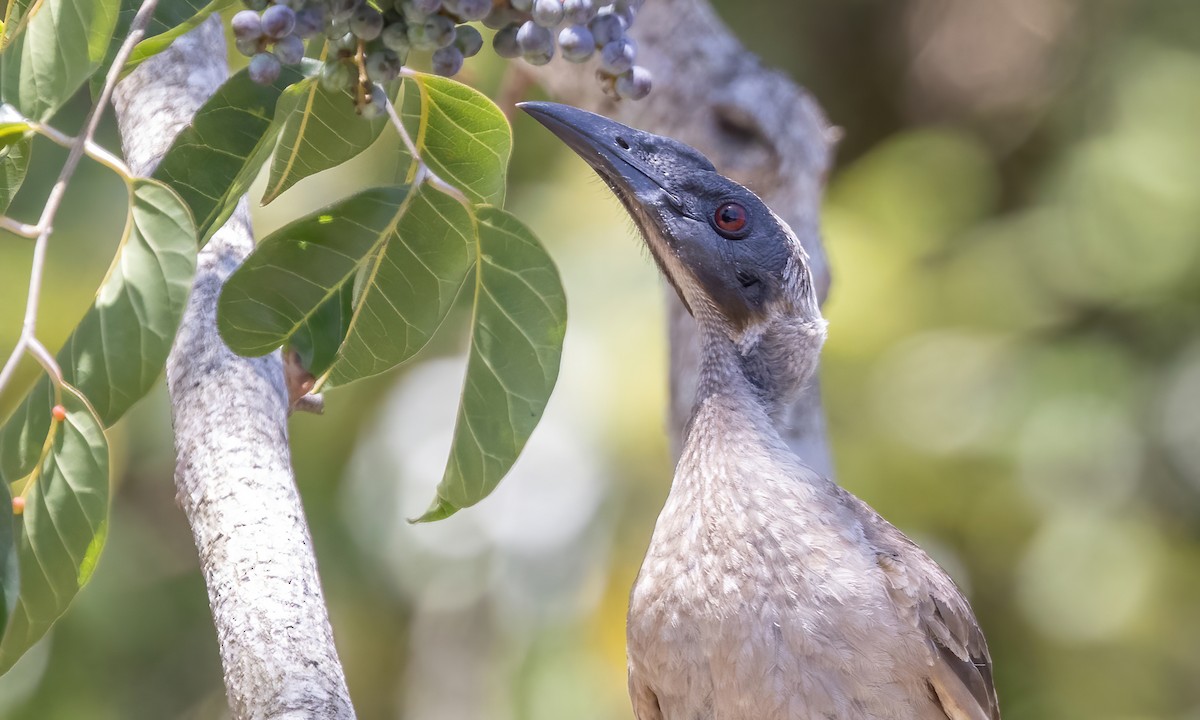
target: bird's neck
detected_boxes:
[685,320,791,462]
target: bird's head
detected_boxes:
[521,101,826,407]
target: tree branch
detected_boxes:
[522,0,838,475]
[112,16,355,719]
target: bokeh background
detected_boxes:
[2,0,1200,717]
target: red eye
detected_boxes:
[713,202,747,236]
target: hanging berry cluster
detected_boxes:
[231,0,651,118]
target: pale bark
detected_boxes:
[113,16,355,720]
[525,0,838,475]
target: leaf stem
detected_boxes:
[32,122,133,178]
[0,0,159,401]
[0,215,38,238]
[382,77,470,207]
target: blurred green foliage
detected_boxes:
[2,0,1199,718]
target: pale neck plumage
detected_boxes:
[682,316,792,471]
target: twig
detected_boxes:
[32,122,133,178]
[384,74,471,206]
[0,0,159,399]
[0,216,38,238]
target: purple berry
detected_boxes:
[558,24,593,62]
[231,10,263,41]
[260,4,296,39]
[588,12,622,46]
[350,4,384,40]
[273,33,305,65]
[492,24,521,58]
[599,37,635,74]
[616,65,651,100]
[432,45,464,76]
[248,52,282,84]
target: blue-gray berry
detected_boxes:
[320,60,354,91]
[260,4,296,39]
[231,10,262,41]
[273,33,305,65]
[350,5,384,40]
[294,6,327,38]
[248,52,282,84]
[380,21,410,51]
[360,84,388,119]
[483,4,522,29]
[432,45,464,76]
[235,35,261,57]
[447,0,490,21]
[366,49,403,82]
[492,24,522,58]
[454,24,484,57]
[562,0,596,25]
[423,13,457,47]
[410,0,443,14]
[599,37,635,74]
[558,25,594,62]
[329,0,361,22]
[516,20,553,54]
[616,65,651,100]
[588,13,623,46]
[531,0,564,27]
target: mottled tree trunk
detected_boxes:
[113,16,355,720]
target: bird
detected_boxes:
[520,101,1000,720]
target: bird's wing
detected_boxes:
[628,673,664,720]
[839,491,1001,720]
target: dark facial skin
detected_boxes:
[519,102,797,332]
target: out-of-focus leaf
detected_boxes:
[0,384,109,673]
[417,207,565,521]
[263,78,394,204]
[0,138,28,211]
[0,452,15,645]
[0,106,30,210]
[120,0,237,75]
[0,0,119,122]
[399,72,511,206]
[217,183,474,384]
[154,63,313,244]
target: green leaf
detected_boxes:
[417,207,566,522]
[263,79,393,204]
[217,183,475,385]
[287,283,353,378]
[0,106,30,209]
[154,63,312,245]
[121,0,238,75]
[400,72,511,206]
[0,138,28,211]
[0,384,109,673]
[57,179,198,424]
[0,0,119,122]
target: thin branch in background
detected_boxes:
[385,74,470,206]
[0,216,38,238]
[0,0,159,398]
[32,122,133,177]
